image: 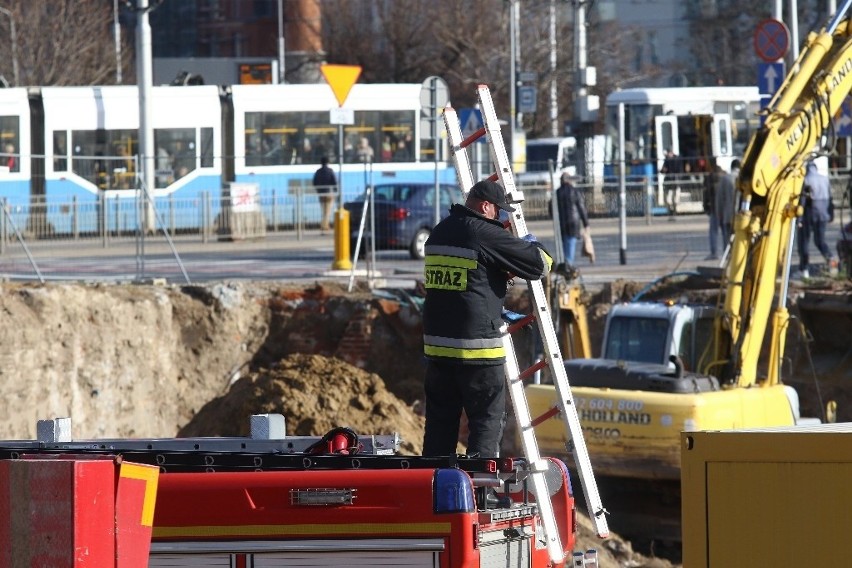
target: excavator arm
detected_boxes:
[717,3,852,387]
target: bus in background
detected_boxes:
[603,86,761,213]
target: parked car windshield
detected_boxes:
[373,184,418,202]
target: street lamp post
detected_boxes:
[0,7,19,86]
[277,0,286,83]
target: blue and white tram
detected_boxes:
[0,88,34,215]
[0,82,455,237]
[229,82,455,226]
[41,85,223,234]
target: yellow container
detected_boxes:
[681,423,852,567]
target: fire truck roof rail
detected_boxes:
[9,414,402,457]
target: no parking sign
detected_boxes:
[754,18,790,63]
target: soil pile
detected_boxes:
[179,353,426,455]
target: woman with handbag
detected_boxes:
[555,173,590,265]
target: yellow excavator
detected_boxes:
[527,4,851,540]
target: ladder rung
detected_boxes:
[486,172,499,182]
[459,127,486,149]
[531,405,561,428]
[518,360,548,381]
[507,314,536,334]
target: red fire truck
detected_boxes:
[0,415,585,567]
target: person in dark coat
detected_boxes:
[660,148,682,218]
[555,173,589,265]
[421,179,552,458]
[312,156,337,233]
[797,161,836,278]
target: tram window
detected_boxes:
[379,110,415,163]
[304,121,337,165]
[243,109,416,166]
[71,129,136,188]
[627,105,656,162]
[1,116,20,173]
[71,130,98,184]
[716,118,729,155]
[344,110,379,164]
[294,111,327,165]
[53,131,68,172]
[200,127,214,168]
[153,128,196,180]
[245,111,299,166]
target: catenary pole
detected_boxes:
[137,0,155,238]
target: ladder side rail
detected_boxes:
[477,84,610,538]
[473,84,565,562]
[443,105,477,194]
[475,84,527,235]
[502,327,565,562]
[530,275,610,538]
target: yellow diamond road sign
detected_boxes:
[321,64,362,107]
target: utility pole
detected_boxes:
[509,0,519,162]
[136,0,155,235]
[572,0,598,183]
[549,0,558,136]
[277,0,286,84]
[113,0,122,84]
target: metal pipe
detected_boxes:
[618,102,627,265]
[136,0,155,235]
[789,0,799,59]
[508,0,517,162]
[549,0,557,137]
[277,0,286,83]
[113,0,122,84]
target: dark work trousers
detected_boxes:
[798,217,832,271]
[422,360,506,458]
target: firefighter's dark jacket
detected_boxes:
[422,203,551,365]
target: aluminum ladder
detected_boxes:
[443,84,609,563]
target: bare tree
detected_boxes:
[0,0,132,87]
[319,0,665,138]
[684,1,825,87]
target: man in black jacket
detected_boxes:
[312,156,337,232]
[422,179,552,457]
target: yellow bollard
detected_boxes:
[332,208,352,270]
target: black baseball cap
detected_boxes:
[470,180,515,212]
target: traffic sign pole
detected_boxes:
[320,64,362,271]
[420,76,450,226]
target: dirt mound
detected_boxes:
[178,353,426,455]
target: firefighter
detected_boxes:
[421,179,552,458]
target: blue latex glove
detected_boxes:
[522,233,537,243]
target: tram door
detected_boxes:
[654,115,678,207]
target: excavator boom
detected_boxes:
[724,2,852,387]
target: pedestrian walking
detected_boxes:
[555,172,589,265]
[797,161,836,278]
[313,156,337,233]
